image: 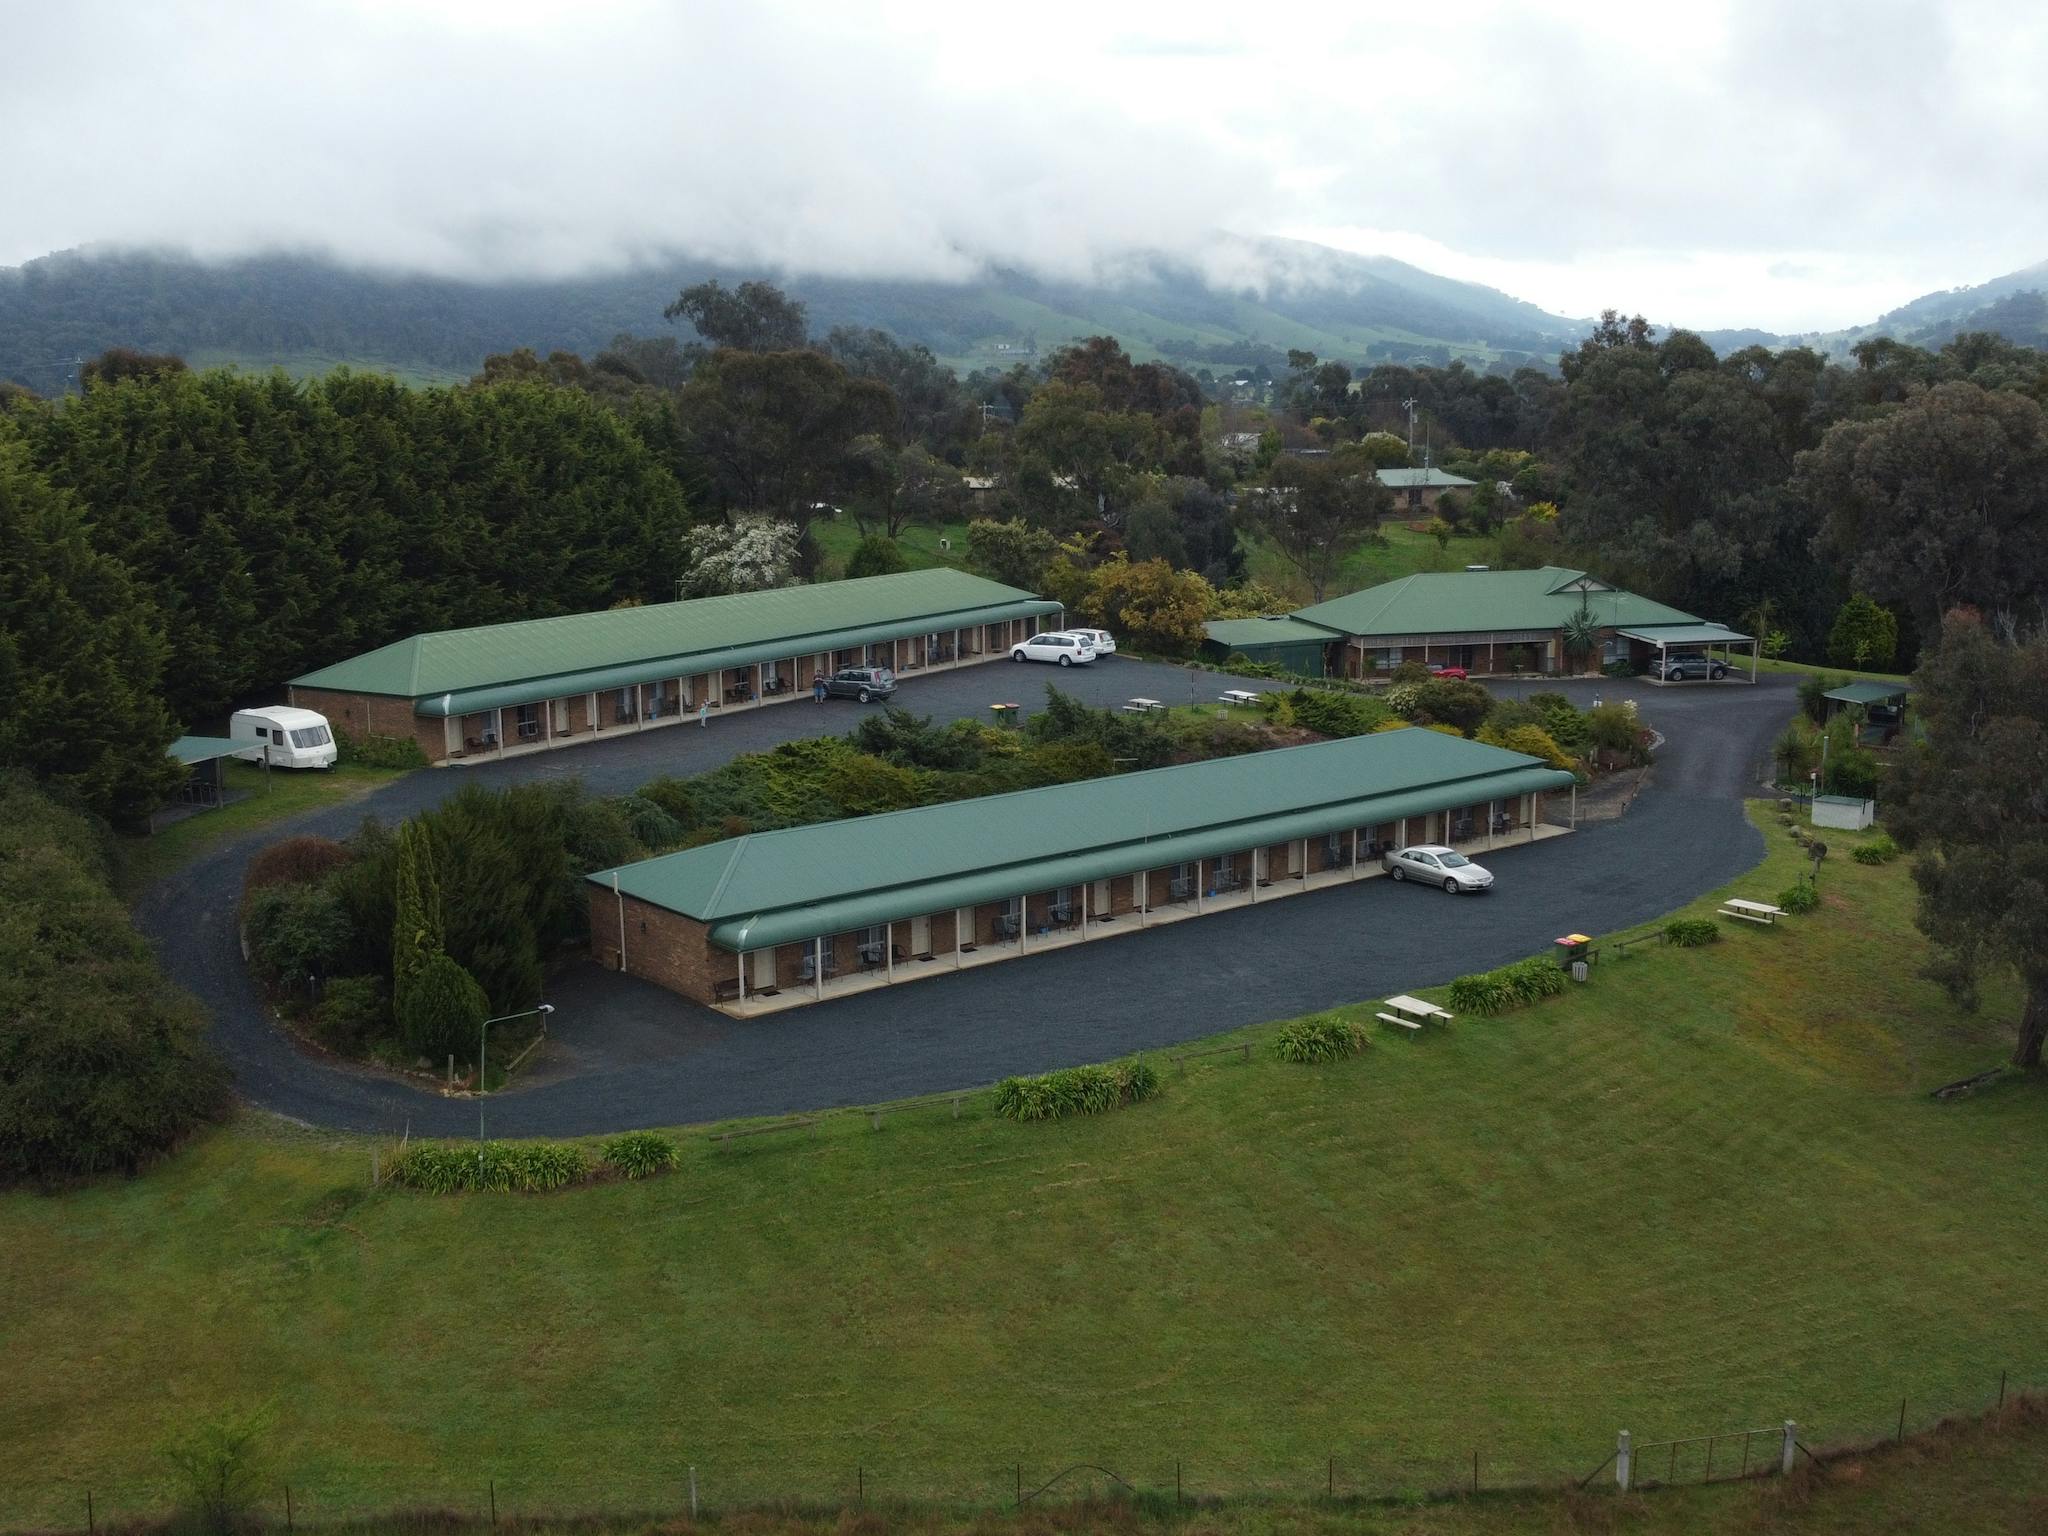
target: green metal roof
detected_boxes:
[1377,468,1476,489]
[167,735,245,766]
[1293,566,1704,639]
[291,569,1059,704]
[1822,680,1909,706]
[1203,616,1344,649]
[588,729,1574,951]
[1616,622,1753,647]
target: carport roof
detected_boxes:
[290,568,1058,701]
[168,735,244,766]
[1616,623,1753,647]
[1293,567,1704,639]
[1822,680,1909,706]
[589,728,1574,948]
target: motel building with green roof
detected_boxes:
[1202,566,1757,683]
[289,569,1063,766]
[585,728,1577,1014]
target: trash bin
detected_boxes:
[1554,932,1592,971]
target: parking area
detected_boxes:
[133,659,1797,1137]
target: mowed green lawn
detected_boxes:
[6,808,2045,1526]
[810,514,973,578]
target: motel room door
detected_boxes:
[910,913,930,956]
[750,949,775,990]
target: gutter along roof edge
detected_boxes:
[694,764,1573,950]
[412,598,1061,716]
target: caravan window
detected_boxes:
[288,726,331,748]
[255,726,270,741]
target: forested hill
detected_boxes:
[1700,257,2048,356]
[0,239,1583,394]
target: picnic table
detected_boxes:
[1718,897,1786,925]
[1219,688,1261,706]
[1377,993,1454,1031]
[1121,696,1164,714]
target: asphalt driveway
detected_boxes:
[133,659,1796,1136]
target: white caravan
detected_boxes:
[230,706,338,769]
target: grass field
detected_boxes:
[120,760,409,894]
[1238,524,1503,605]
[9,807,2044,1527]
[1753,655,1912,685]
[810,515,973,579]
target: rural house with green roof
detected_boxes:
[1203,567,1756,682]
[1376,466,1476,514]
[586,729,1576,1013]
[290,569,1063,765]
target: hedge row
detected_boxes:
[1274,1014,1369,1063]
[389,1131,680,1194]
[1444,954,1568,1016]
[991,1060,1159,1121]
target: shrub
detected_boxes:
[1412,678,1491,736]
[1385,682,1423,718]
[1528,693,1590,752]
[313,974,390,1053]
[243,834,353,898]
[1274,1014,1368,1063]
[844,534,909,579]
[991,1059,1157,1121]
[397,951,489,1061]
[335,725,429,769]
[0,783,232,1180]
[1447,954,1566,1015]
[243,881,354,989]
[1853,834,1900,865]
[1586,703,1641,757]
[1664,918,1721,947]
[1797,671,1849,724]
[391,1139,591,1193]
[161,1405,273,1536]
[1779,879,1820,915]
[603,1130,681,1179]
[1283,688,1390,739]
[1481,722,1578,772]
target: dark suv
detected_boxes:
[817,665,897,702]
[1650,651,1729,681]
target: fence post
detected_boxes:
[1472,1448,1478,1495]
[86,1490,93,1536]
[285,1483,293,1531]
[488,1480,496,1530]
[2000,1370,2008,1411]
[1897,1397,1907,1443]
[1780,1421,1797,1475]
[1615,1430,1631,1491]
[689,1465,697,1519]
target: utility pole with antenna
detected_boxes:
[1401,396,1419,452]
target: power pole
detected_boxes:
[1401,396,1419,452]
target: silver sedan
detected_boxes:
[1382,844,1495,894]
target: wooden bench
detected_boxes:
[1219,688,1261,705]
[1718,898,1786,925]
[713,975,744,1003]
[1380,993,1454,1031]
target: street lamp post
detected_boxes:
[480,1003,555,1096]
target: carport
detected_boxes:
[1822,680,1909,743]
[1620,623,1758,684]
[157,736,252,829]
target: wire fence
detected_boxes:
[36,1375,2038,1532]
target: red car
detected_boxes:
[1428,663,1469,680]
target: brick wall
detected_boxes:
[290,687,449,763]
[588,889,728,1004]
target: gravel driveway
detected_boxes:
[133,660,1796,1136]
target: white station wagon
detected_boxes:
[1062,627,1117,655]
[1382,844,1495,894]
[1012,632,1098,666]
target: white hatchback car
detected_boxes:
[1382,844,1495,894]
[1063,627,1117,656]
[1012,632,1098,666]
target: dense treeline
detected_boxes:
[0,366,692,821]
[0,774,228,1180]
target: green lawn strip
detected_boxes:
[1242,525,1504,604]
[6,808,2044,1525]
[809,516,972,578]
[118,760,408,895]
[1753,656,1912,685]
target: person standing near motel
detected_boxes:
[697,699,709,728]
[813,677,828,704]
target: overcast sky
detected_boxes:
[6,0,2046,332]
